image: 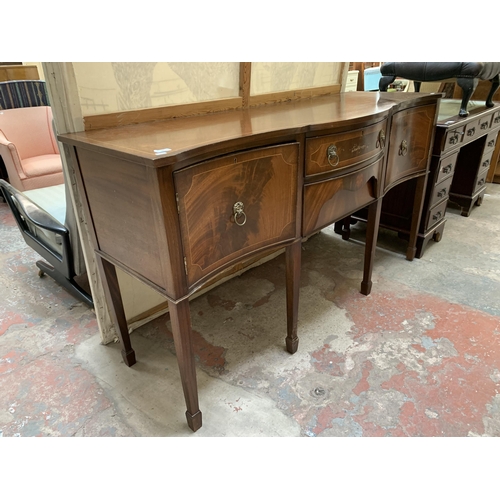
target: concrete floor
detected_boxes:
[1,184,500,437]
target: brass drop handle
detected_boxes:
[437,188,447,198]
[467,127,476,137]
[495,116,500,123]
[433,211,443,221]
[376,129,386,149]
[483,159,490,168]
[326,145,340,167]
[488,139,496,147]
[477,178,485,186]
[442,164,453,174]
[233,201,247,226]
[449,131,462,145]
[481,122,489,130]
[399,140,408,156]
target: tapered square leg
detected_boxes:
[285,240,301,354]
[361,198,382,296]
[168,298,202,432]
[98,256,136,367]
[406,175,428,262]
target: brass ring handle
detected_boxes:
[327,145,340,167]
[233,201,247,226]
[399,140,408,156]
[376,130,386,149]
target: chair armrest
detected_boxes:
[0,131,26,181]
[12,192,68,235]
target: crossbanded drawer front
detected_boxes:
[429,175,453,208]
[435,151,458,184]
[174,144,299,287]
[305,120,386,177]
[303,158,382,236]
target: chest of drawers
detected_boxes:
[59,92,440,431]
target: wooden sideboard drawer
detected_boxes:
[424,198,447,230]
[385,103,437,190]
[429,174,453,208]
[303,158,383,236]
[174,143,299,287]
[305,120,386,177]
[435,151,458,184]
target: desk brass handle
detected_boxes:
[495,116,500,123]
[399,140,408,156]
[481,122,489,130]
[233,201,247,226]
[467,127,475,137]
[437,188,447,198]
[488,140,495,147]
[477,178,485,187]
[449,132,461,145]
[483,159,490,168]
[442,164,453,174]
[327,145,340,167]
[433,211,442,221]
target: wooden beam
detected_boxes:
[239,62,252,108]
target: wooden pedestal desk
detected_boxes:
[348,100,500,258]
[58,92,440,431]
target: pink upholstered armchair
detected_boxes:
[0,106,64,191]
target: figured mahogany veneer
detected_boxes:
[59,92,440,431]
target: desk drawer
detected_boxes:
[491,110,500,127]
[175,144,299,287]
[429,174,453,208]
[473,167,489,196]
[443,125,466,152]
[480,149,494,172]
[484,130,499,154]
[435,151,458,184]
[424,198,447,230]
[305,120,386,177]
[303,158,383,236]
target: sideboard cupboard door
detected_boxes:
[385,103,437,191]
[175,144,299,288]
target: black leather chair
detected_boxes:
[0,178,93,307]
[379,62,500,117]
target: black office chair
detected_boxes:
[0,178,93,307]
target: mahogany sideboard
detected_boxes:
[348,99,500,258]
[58,91,440,431]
